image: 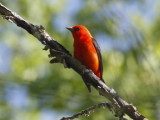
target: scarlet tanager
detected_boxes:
[66,25,104,91]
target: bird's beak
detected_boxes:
[66,27,74,31]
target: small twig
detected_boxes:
[60,102,112,120]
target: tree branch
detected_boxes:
[0,3,148,120]
[60,102,113,120]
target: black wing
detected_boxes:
[92,38,104,81]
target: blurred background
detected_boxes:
[0,0,160,120]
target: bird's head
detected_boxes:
[66,25,92,38]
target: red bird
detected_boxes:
[66,25,104,91]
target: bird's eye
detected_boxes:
[74,27,80,31]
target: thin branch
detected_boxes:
[0,3,148,120]
[60,102,113,120]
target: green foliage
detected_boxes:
[0,0,160,120]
